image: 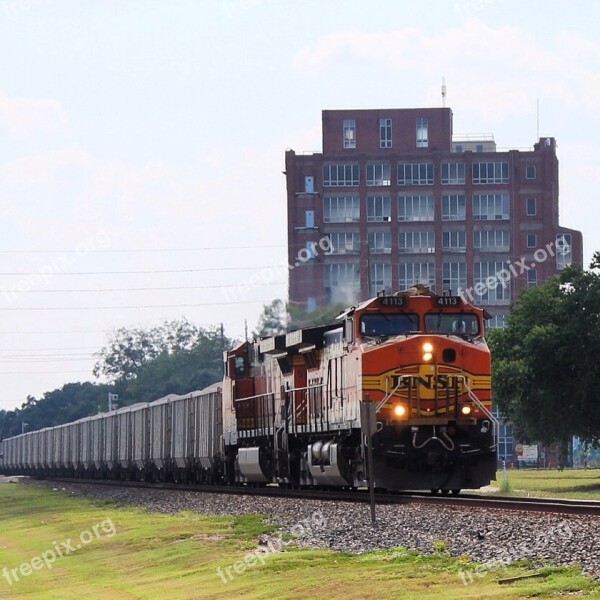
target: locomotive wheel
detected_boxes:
[430,488,439,495]
[441,489,450,496]
[451,489,461,496]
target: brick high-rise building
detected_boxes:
[286,107,583,327]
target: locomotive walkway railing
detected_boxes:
[287,383,330,434]
[234,392,275,438]
[459,376,499,452]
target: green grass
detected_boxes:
[0,483,598,599]
[490,468,600,500]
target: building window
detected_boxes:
[527,234,537,248]
[442,261,466,295]
[556,233,572,270]
[441,194,466,221]
[366,163,391,186]
[473,261,511,304]
[380,118,392,148]
[473,193,509,220]
[399,261,435,291]
[487,314,506,329]
[327,232,360,255]
[441,162,465,184]
[476,144,484,153]
[324,263,360,304]
[526,197,536,216]
[343,119,356,149]
[472,162,509,184]
[370,263,392,296]
[527,269,537,288]
[304,241,318,261]
[442,230,466,252]
[323,164,359,187]
[398,194,434,221]
[416,117,428,148]
[323,196,359,223]
[304,210,315,229]
[526,165,536,179]
[367,230,392,254]
[307,297,316,312]
[399,230,435,254]
[473,229,510,251]
[455,145,463,153]
[367,195,391,222]
[397,162,434,185]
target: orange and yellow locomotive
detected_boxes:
[223,286,497,493]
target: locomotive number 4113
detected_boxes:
[380,297,406,306]
[435,296,460,306]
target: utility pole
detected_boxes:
[108,393,119,412]
[360,394,377,526]
[21,422,28,435]
[220,322,225,377]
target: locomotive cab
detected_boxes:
[355,289,496,492]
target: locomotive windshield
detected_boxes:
[360,313,418,336]
[424,313,480,336]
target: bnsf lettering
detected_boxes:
[392,374,464,389]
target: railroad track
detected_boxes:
[37,477,600,517]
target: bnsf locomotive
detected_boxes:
[0,287,497,494]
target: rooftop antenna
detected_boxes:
[536,98,540,139]
[441,77,447,107]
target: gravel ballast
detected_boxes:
[28,480,600,579]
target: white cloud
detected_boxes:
[293,20,600,119]
[0,88,71,141]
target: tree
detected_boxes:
[288,302,346,331]
[490,252,600,447]
[93,318,221,382]
[0,382,113,438]
[125,327,228,401]
[93,326,164,382]
[254,299,288,338]
[94,320,232,403]
[254,299,347,338]
[0,320,232,438]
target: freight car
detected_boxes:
[0,287,497,493]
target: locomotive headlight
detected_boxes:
[394,405,406,417]
[461,405,472,415]
[422,342,434,362]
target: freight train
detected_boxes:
[0,287,497,494]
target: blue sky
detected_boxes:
[1,0,599,409]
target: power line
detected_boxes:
[0,370,93,375]
[0,244,285,254]
[0,354,95,359]
[0,265,289,276]
[0,358,95,363]
[0,320,250,334]
[0,300,266,311]
[0,346,100,352]
[0,330,111,335]
[0,282,286,294]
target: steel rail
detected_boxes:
[29,477,600,517]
